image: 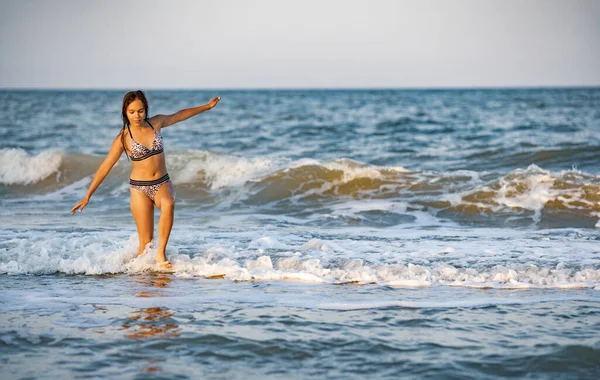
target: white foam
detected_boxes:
[70,247,600,288]
[1,229,599,289]
[494,165,556,220]
[301,238,324,250]
[0,233,171,275]
[0,148,62,185]
[288,158,408,183]
[450,164,600,222]
[168,150,278,189]
[248,236,289,250]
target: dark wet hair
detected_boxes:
[120,90,149,158]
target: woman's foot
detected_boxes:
[156,256,172,268]
[155,260,173,273]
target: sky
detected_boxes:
[0,0,599,89]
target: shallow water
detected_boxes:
[2,276,599,379]
[1,89,599,378]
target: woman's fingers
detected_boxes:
[70,203,80,214]
[209,97,221,109]
[70,200,87,214]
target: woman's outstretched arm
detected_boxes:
[151,96,221,129]
[70,133,125,214]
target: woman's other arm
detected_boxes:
[151,96,221,129]
[70,133,125,214]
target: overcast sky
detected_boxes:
[1,0,598,89]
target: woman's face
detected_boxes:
[126,99,146,126]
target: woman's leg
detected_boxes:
[130,188,155,255]
[153,181,175,263]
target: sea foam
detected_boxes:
[0,148,62,185]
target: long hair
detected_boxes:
[120,90,149,158]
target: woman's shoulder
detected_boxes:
[115,128,132,149]
[147,115,165,130]
[116,127,131,140]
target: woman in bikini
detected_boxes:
[71,90,221,268]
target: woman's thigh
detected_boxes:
[130,188,155,239]
[154,181,175,211]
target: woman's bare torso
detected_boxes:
[123,120,168,180]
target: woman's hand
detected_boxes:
[71,197,90,214]
[208,96,221,109]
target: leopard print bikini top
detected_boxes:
[126,121,164,161]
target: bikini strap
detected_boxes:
[126,125,133,139]
[146,119,155,130]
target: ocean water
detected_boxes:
[1,88,599,379]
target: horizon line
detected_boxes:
[1,85,599,91]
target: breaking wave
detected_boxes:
[3,148,600,227]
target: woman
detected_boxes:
[71,90,221,268]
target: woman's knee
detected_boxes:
[160,198,175,213]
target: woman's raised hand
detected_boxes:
[70,197,89,214]
[208,96,221,109]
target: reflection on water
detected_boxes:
[121,307,180,339]
[121,274,180,340]
[135,273,173,288]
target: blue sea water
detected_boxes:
[1,88,599,378]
